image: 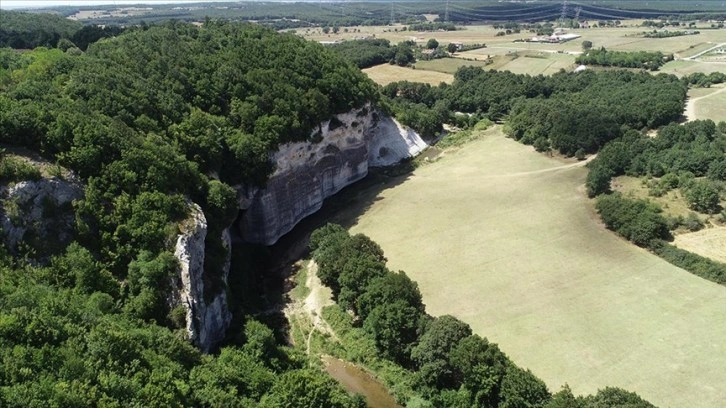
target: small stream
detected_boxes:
[322,356,402,408]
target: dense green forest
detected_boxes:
[0,21,377,405]
[0,11,124,51]
[381,67,687,152]
[0,11,81,49]
[328,39,416,69]
[310,224,657,407]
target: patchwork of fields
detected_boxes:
[348,127,726,408]
[334,21,726,82]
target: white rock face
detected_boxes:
[173,203,231,352]
[0,178,82,256]
[240,107,426,245]
[368,114,428,167]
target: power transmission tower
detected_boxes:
[390,3,395,25]
[444,0,450,22]
[574,6,582,22]
[559,0,568,27]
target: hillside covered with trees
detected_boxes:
[0,21,377,406]
[0,11,81,49]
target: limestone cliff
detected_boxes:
[239,107,426,245]
[172,202,232,352]
[0,177,82,259]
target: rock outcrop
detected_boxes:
[0,177,82,259]
[172,108,425,351]
[172,203,232,352]
[239,107,426,245]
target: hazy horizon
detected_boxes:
[1,0,253,10]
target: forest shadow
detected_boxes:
[228,160,415,344]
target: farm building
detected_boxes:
[529,33,581,43]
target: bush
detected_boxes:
[0,156,42,182]
[595,193,670,247]
[684,180,721,214]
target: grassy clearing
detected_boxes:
[413,57,490,74]
[345,126,726,408]
[694,88,726,121]
[661,59,726,77]
[611,176,700,219]
[361,64,453,86]
[435,119,492,149]
[674,227,726,264]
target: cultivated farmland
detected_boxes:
[362,63,453,86]
[347,127,726,408]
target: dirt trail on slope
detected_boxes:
[284,260,338,354]
[684,86,726,122]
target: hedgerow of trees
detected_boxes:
[575,48,673,70]
[310,224,657,407]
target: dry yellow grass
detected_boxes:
[661,60,726,77]
[674,227,726,264]
[611,176,697,219]
[693,87,726,122]
[362,64,453,86]
[347,127,726,408]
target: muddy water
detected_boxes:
[322,356,402,408]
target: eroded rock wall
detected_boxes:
[239,107,426,245]
[173,202,232,352]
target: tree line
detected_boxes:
[575,48,673,70]
[310,224,657,407]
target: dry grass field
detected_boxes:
[346,127,726,408]
[674,227,726,264]
[362,64,453,86]
[303,21,726,54]
[302,21,726,78]
[661,60,726,77]
[413,58,491,74]
[693,87,726,122]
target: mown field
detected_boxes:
[693,87,726,121]
[346,127,726,408]
[362,63,453,86]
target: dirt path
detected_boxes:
[684,42,726,60]
[684,86,726,122]
[465,153,596,179]
[284,260,339,354]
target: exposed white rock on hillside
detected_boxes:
[368,115,428,167]
[239,107,426,245]
[0,177,82,256]
[172,202,231,352]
